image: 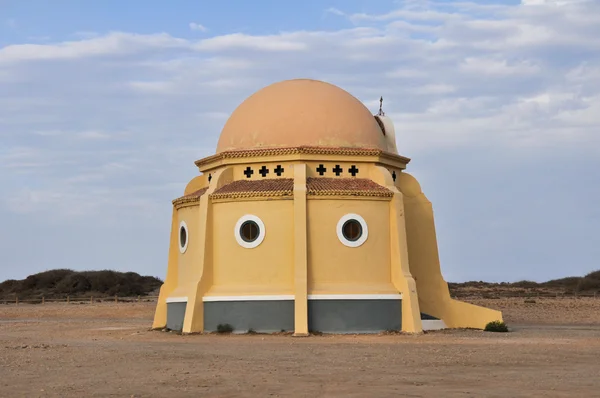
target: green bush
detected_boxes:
[216,323,234,333]
[585,270,600,280]
[512,280,539,289]
[484,320,509,332]
[55,273,92,294]
[0,269,163,300]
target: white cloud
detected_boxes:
[385,68,428,79]
[0,32,188,64]
[325,7,346,17]
[412,84,456,95]
[189,22,208,32]
[77,131,113,140]
[1,0,599,223]
[193,33,309,52]
[521,0,591,5]
[460,57,540,75]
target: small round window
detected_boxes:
[234,215,266,249]
[179,221,189,253]
[240,220,259,243]
[342,219,362,242]
[337,214,368,247]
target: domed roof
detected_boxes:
[216,79,389,153]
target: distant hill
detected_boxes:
[0,269,163,300]
[448,270,600,298]
[1,269,598,301]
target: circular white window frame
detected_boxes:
[234,215,266,249]
[179,221,189,254]
[337,213,369,248]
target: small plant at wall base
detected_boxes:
[484,320,509,332]
[216,323,234,334]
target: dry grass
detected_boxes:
[466,297,600,325]
[1,299,600,397]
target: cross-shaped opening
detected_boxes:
[274,165,284,176]
[208,173,212,182]
[392,171,396,182]
[332,165,343,176]
[259,165,269,177]
[348,165,359,177]
[244,166,254,178]
[316,164,327,176]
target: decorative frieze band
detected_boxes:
[195,145,411,168]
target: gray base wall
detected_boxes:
[308,299,402,333]
[204,300,295,333]
[420,312,439,320]
[166,302,187,331]
[167,299,402,334]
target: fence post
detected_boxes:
[91,296,94,304]
[137,295,141,302]
[42,296,45,305]
[115,295,118,303]
[67,295,70,304]
[15,295,19,305]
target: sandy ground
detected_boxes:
[1,298,600,398]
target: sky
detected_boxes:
[0,0,599,283]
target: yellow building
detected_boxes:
[152,79,502,335]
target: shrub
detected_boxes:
[576,278,600,293]
[484,320,509,332]
[574,270,600,293]
[0,269,162,300]
[585,270,600,280]
[55,273,91,294]
[512,280,539,289]
[216,324,234,333]
[542,276,581,290]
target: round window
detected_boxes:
[342,219,362,242]
[337,214,368,247]
[234,215,266,249]
[240,220,259,243]
[179,221,189,253]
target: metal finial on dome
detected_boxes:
[378,96,385,116]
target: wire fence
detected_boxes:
[450,291,599,299]
[1,295,160,305]
[0,292,598,305]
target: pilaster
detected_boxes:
[292,163,309,336]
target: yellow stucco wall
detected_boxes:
[154,158,502,333]
[368,165,423,333]
[177,205,201,289]
[223,161,382,181]
[396,172,503,329]
[306,198,397,294]
[152,207,180,329]
[207,199,295,296]
[292,163,309,335]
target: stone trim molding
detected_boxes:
[203,295,295,302]
[166,297,188,303]
[200,294,403,302]
[172,187,208,209]
[195,145,411,168]
[210,190,294,200]
[307,188,393,198]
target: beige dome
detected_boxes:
[216,79,388,153]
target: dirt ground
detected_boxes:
[1,298,600,398]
